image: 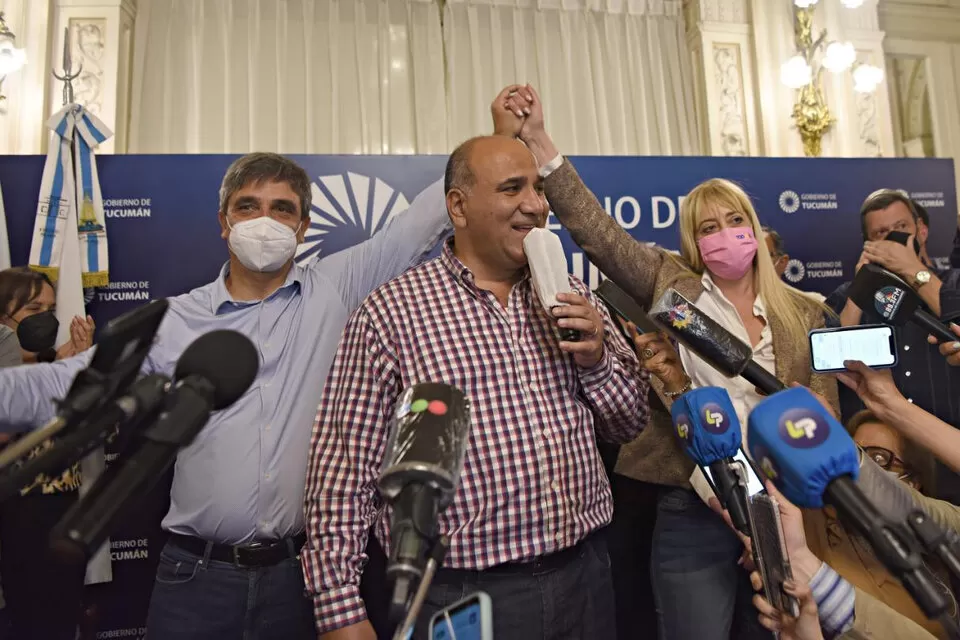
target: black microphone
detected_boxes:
[0,298,169,471]
[649,289,785,395]
[857,453,960,583]
[49,330,258,563]
[848,263,956,343]
[0,373,171,502]
[378,383,471,626]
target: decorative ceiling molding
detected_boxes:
[683,0,747,25]
[879,1,960,42]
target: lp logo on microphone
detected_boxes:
[674,414,691,442]
[702,403,729,434]
[751,445,779,479]
[778,409,829,448]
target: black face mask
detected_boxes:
[885,229,922,257]
[16,311,59,354]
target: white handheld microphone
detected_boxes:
[523,227,579,342]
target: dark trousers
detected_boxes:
[651,488,772,640]
[0,492,86,640]
[412,532,616,640]
[607,473,660,640]
[144,540,314,640]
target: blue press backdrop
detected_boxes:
[0,153,956,638]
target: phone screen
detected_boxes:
[432,600,484,640]
[810,325,896,372]
[702,448,765,497]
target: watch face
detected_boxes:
[917,271,931,284]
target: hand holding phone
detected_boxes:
[750,493,800,618]
[809,324,897,373]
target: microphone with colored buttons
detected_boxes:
[848,263,955,343]
[523,227,579,343]
[379,383,471,631]
[747,387,958,633]
[649,288,785,395]
[672,387,754,536]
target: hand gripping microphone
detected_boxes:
[671,387,753,536]
[49,330,258,563]
[0,298,169,471]
[524,227,579,342]
[0,373,171,502]
[378,383,471,627]
[747,387,958,633]
[848,263,956,343]
[650,288,784,395]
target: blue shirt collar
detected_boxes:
[210,261,304,314]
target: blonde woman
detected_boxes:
[492,87,838,640]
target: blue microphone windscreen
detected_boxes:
[747,386,859,508]
[671,387,742,466]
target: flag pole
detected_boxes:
[50,25,113,588]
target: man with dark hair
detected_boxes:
[826,188,960,503]
[762,225,828,307]
[761,225,788,278]
[0,151,450,638]
[442,137,480,194]
[304,131,650,640]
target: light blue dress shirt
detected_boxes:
[0,178,448,544]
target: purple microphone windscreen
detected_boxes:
[649,289,752,377]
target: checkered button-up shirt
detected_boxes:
[303,239,651,634]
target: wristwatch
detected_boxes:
[913,270,932,289]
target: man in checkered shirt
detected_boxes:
[302,122,651,638]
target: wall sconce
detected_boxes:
[0,12,27,104]
[780,0,884,156]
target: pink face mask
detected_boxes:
[697,227,758,281]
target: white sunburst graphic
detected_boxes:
[784,258,806,283]
[295,172,410,264]
[779,190,800,214]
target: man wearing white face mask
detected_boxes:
[0,152,449,639]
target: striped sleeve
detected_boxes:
[808,561,855,639]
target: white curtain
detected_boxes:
[129,0,447,154]
[443,0,698,155]
[129,0,698,156]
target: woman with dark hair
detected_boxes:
[0,267,94,362]
[0,266,95,640]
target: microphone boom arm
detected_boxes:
[829,480,955,630]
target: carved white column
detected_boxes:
[685,0,762,156]
[817,0,894,158]
[881,0,960,201]
[50,0,136,153]
[748,0,894,159]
